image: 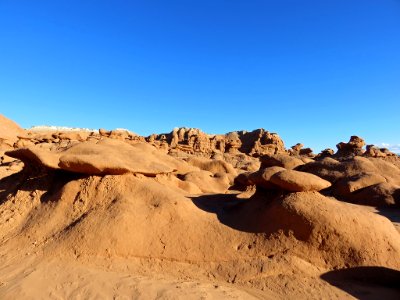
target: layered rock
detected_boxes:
[289,143,314,157]
[237,129,286,156]
[147,128,286,157]
[336,136,366,157]
[364,144,397,158]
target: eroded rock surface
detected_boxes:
[1,114,400,299]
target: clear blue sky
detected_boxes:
[1,1,399,152]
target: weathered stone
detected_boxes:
[270,170,332,192]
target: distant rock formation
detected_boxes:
[336,135,366,157]
[147,127,287,157]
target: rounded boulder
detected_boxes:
[270,169,332,192]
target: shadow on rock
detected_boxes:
[0,171,26,204]
[0,168,87,205]
[321,266,400,300]
[190,189,283,233]
[376,206,400,224]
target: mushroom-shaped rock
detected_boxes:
[5,147,61,170]
[336,136,366,157]
[58,139,178,176]
[270,169,331,192]
[349,136,366,149]
[260,154,304,170]
[316,148,335,160]
[291,143,303,153]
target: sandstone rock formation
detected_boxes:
[336,135,366,157]
[1,114,400,299]
[6,139,197,176]
[148,127,287,157]
[237,166,286,189]
[289,143,314,157]
[298,156,400,207]
[269,169,331,192]
[237,129,286,156]
[364,144,397,158]
[264,192,400,268]
[0,114,26,149]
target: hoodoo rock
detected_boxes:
[289,143,314,157]
[336,135,366,157]
[269,169,332,192]
[147,127,287,157]
[315,148,335,159]
[290,143,304,154]
[224,131,242,154]
[5,147,61,170]
[61,140,200,176]
[6,139,197,176]
[238,129,286,156]
[364,144,397,158]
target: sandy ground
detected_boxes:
[1,240,400,299]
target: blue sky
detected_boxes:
[1,1,399,152]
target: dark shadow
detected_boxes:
[321,266,400,300]
[228,182,249,192]
[39,171,88,203]
[375,207,400,224]
[0,168,87,205]
[0,161,18,167]
[190,189,284,233]
[0,170,26,204]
